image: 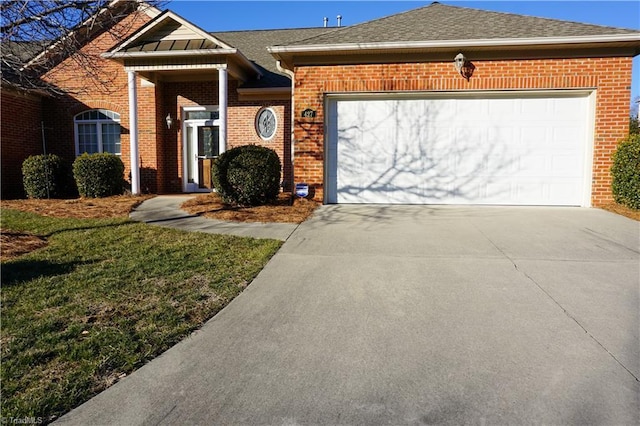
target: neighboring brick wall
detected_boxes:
[294,57,633,206]
[0,88,43,198]
[41,11,155,192]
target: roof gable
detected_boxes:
[108,10,232,54]
[103,10,263,82]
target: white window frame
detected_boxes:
[74,109,122,156]
[181,105,220,192]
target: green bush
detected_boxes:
[22,154,71,199]
[212,145,281,206]
[630,115,639,135]
[611,134,640,210]
[73,153,125,198]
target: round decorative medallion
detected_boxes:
[256,107,277,140]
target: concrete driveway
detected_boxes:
[57,205,639,425]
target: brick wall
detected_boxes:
[23,9,295,196]
[228,85,292,191]
[40,12,155,192]
[294,57,633,206]
[0,88,43,198]
[160,80,292,193]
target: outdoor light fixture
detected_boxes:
[165,113,173,129]
[454,53,475,81]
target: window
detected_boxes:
[255,107,277,140]
[185,110,219,120]
[74,109,121,155]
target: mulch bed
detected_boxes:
[181,193,319,224]
[1,230,48,260]
[1,195,153,261]
[1,195,153,219]
[599,202,640,221]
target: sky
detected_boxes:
[164,1,640,108]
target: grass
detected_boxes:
[1,208,281,423]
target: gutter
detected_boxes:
[102,48,239,59]
[102,48,263,79]
[276,60,297,192]
[268,33,640,55]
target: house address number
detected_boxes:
[301,108,316,118]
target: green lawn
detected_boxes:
[1,208,281,423]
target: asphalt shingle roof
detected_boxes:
[279,2,639,47]
[1,40,49,87]
[212,27,334,87]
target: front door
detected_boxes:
[183,110,220,192]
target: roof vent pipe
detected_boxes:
[323,17,328,27]
[337,15,342,27]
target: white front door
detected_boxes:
[183,108,220,192]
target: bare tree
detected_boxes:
[1,0,163,95]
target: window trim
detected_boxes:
[74,109,122,156]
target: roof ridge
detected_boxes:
[279,2,638,48]
[276,1,442,46]
[435,1,639,32]
[273,26,346,45]
[210,27,333,35]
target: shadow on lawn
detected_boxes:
[1,259,95,287]
[42,220,138,238]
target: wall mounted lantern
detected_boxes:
[165,113,173,129]
[454,53,476,81]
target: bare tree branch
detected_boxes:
[0,1,95,34]
[1,0,164,95]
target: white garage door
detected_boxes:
[326,93,592,205]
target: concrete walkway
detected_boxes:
[129,195,299,241]
[57,205,639,425]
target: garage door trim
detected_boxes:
[324,90,595,206]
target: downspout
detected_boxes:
[276,60,296,192]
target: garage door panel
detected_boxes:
[553,126,584,146]
[520,126,548,145]
[551,154,583,176]
[328,94,590,205]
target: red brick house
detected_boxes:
[3,2,639,206]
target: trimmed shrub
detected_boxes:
[212,145,281,206]
[611,134,640,210]
[73,153,125,198]
[22,154,70,199]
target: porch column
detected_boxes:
[127,71,140,194]
[218,67,228,153]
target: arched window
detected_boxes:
[74,109,121,155]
